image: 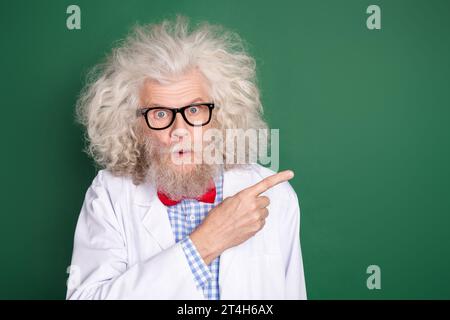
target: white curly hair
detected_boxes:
[75,14,268,185]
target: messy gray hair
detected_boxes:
[75,15,268,185]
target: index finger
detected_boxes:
[243,170,294,196]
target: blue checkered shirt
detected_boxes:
[165,173,223,300]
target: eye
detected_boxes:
[153,110,168,119]
[188,106,199,114]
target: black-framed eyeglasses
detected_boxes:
[136,102,215,130]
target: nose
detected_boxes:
[169,112,190,141]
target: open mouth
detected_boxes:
[175,150,191,155]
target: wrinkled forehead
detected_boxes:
[139,68,211,107]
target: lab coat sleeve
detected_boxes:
[281,186,307,299]
[66,174,202,300]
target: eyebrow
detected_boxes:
[147,97,204,108]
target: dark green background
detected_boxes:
[1,0,449,299]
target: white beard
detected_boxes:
[142,134,222,201]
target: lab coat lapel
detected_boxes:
[134,180,175,251]
[219,166,253,293]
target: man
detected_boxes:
[66,15,307,300]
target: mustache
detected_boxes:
[145,140,203,154]
[170,144,193,153]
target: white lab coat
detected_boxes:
[66,163,307,300]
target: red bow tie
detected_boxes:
[157,185,216,206]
